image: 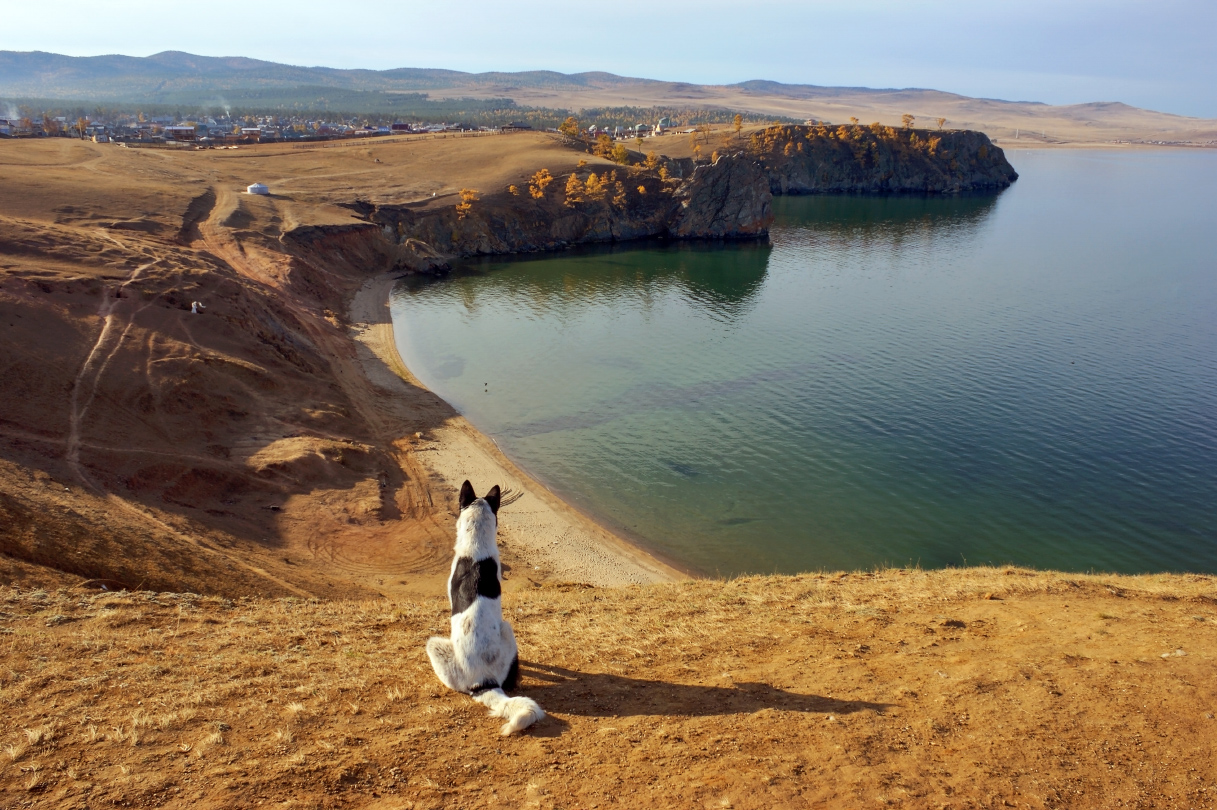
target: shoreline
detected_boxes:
[348,272,686,588]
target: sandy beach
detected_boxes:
[348,273,684,589]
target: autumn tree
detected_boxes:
[508,185,519,195]
[733,114,743,139]
[611,143,630,164]
[635,135,644,150]
[558,117,580,140]
[902,114,915,129]
[592,133,614,158]
[564,172,584,206]
[528,169,553,199]
[611,178,627,208]
[584,172,607,201]
[937,117,947,130]
[455,188,478,220]
[76,117,88,139]
[644,151,660,171]
[849,117,859,126]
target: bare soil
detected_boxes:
[0,134,668,601]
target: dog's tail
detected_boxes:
[471,684,544,735]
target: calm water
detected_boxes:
[391,150,1217,576]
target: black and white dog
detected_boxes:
[426,480,545,735]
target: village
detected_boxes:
[0,109,721,147]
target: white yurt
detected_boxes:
[246,182,269,195]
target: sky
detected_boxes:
[3,0,1215,118]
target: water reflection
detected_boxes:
[773,192,1001,235]
[400,239,772,324]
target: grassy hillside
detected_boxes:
[1,569,1213,808]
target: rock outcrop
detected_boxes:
[333,152,774,269]
[288,126,1015,274]
[672,153,774,238]
[750,124,1018,194]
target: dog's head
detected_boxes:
[458,480,501,516]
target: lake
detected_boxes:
[390,149,1217,576]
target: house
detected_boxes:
[501,122,533,132]
[164,126,197,142]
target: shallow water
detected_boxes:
[391,149,1217,576]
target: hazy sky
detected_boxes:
[5,0,1215,117]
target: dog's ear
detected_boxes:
[459,480,476,511]
[484,485,501,515]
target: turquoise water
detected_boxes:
[390,149,1217,576]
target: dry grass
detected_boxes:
[0,569,1213,808]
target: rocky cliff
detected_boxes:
[748,123,1018,194]
[319,127,1015,272]
[324,152,774,268]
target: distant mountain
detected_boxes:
[0,50,650,101]
[2,50,1214,145]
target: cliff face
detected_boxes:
[325,127,1015,271]
[749,124,1018,194]
[341,152,774,266]
[672,153,774,238]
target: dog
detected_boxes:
[426,480,545,735]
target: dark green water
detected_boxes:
[390,149,1217,576]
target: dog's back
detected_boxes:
[426,480,544,735]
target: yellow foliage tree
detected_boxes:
[902,113,915,129]
[612,180,627,208]
[637,185,647,195]
[733,113,743,139]
[558,117,580,140]
[508,185,519,195]
[564,172,584,206]
[529,169,553,199]
[584,172,607,201]
[937,117,947,130]
[644,151,660,171]
[455,188,478,220]
[592,133,613,158]
[611,143,630,164]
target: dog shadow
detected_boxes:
[519,663,893,736]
